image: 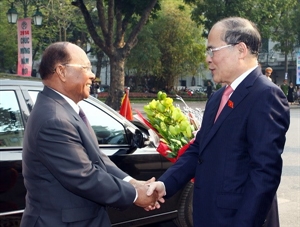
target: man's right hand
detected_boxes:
[134,184,158,208]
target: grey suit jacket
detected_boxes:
[21,86,136,227]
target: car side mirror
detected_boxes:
[134,129,145,148]
[123,127,144,153]
[127,128,144,149]
[112,128,144,155]
[130,119,160,148]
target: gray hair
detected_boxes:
[218,17,261,56]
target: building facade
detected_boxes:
[259,39,299,86]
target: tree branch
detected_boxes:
[72,0,107,53]
[96,0,109,39]
[124,0,158,55]
[107,0,114,49]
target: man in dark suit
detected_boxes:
[21,42,158,227]
[148,17,290,227]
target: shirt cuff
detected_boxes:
[123,176,133,182]
[123,176,137,202]
[159,181,167,196]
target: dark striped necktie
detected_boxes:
[79,108,89,127]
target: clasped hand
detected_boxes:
[130,177,166,211]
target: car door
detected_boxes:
[0,85,29,217]
[1,82,193,227]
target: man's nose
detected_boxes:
[206,55,212,63]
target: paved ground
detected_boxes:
[277,108,300,227]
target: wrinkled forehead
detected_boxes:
[207,25,224,44]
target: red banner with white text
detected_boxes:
[17,18,32,76]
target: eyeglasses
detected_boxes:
[63,64,93,73]
[206,44,236,58]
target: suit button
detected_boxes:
[198,158,203,164]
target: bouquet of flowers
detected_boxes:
[137,91,202,162]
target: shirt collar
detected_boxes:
[230,65,258,91]
[47,87,80,114]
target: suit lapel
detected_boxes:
[202,88,223,135]
[199,68,260,154]
[41,86,103,161]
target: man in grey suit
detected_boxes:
[21,42,158,227]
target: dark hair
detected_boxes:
[38,42,71,80]
[219,17,261,56]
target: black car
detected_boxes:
[0,78,193,227]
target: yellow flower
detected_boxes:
[144,91,197,158]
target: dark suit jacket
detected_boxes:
[159,68,290,227]
[21,86,136,227]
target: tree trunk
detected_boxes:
[95,51,104,81]
[105,54,125,110]
[59,26,62,41]
[71,0,159,109]
[64,26,67,41]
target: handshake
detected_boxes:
[129,177,166,210]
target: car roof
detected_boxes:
[0,78,43,86]
[0,77,136,128]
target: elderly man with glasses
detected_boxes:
[148,17,290,227]
[20,42,160,227]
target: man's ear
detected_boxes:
[55,65,67,82]
[237,42,248,58]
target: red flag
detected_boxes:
[119,89,133,121]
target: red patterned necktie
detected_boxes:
[214,85,233,122]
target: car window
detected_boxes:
[27,90,128,146]
[78,100,128,145]
[28,90,39,103]
[0,91,25,147]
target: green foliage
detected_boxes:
[0,0,94,73]
[126,0,206,89]
[186,0,300,73]
[69,0,162,109]
[0,2,18,72]
[36,0,92,47]
[186,0,298,39]
[268,0,299,52]
[125,25,162,75]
